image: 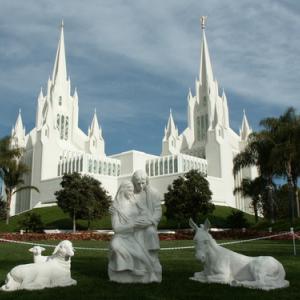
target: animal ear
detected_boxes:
[53,244,60,255]
[29,247,34,252]
[189,218,198,231]
[204,219,211,231]
[40,247,46,252]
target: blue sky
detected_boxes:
[0,0,299,156]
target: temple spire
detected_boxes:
[11,109,26,148]
[89,109,103,139]
[164,109,178,139]
[52,20,67,83]
[240,110,251,140]
[199,16,214,87]
[222,89,229,128]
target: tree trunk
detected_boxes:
[288,178,295,224]
[5,189,12,225]
[292,177,299,218]
[254,204,258,223]
[73,209,76,233]
[287,162,295,224]
[267,181,274,224]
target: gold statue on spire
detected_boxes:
[201,16,207,29]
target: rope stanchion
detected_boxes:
[0,231,293,252]
[290,228,297,256]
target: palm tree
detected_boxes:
[260,107,300,223]
[0,136,39,224]
[233,132,276,223]
[233,177,268,223]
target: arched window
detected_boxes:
[98,161,102,174]
[57,164,60,176]
[197,116,201,141]
[103,162,107,175]
[117,165,120,176]
[164,159,168,174]
[88,159,92,173]
[155,161,158,176]
[108,163,111,175]
[61,115,65,139]
[174,156,178,173]
[80,157,83,172]
[65,116,69,140]
[159,159,163,175]
[72,159,76,172]
[57,114,60,130]
[76,158,79,172]
[146,162,149,176]
[93,160,97,173]
[169,157,173,173]
[59,96,62,106]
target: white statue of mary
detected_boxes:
[108,181,158,283]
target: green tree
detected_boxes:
[0,196,6,220]
[164,170,214,226]
[260,107,300,223]
[233,176,268,223]
[55,172,111,232]
[0,136,39,224]
[18,212,44,232]
[233,131,276,223]
[226,210,249,229]
[76,175,111,230]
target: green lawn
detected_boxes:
[0,240,299,299]
[0,205,257,232]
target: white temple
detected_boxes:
[10,19,257,216]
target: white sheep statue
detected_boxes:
[1,240,77,291]
[29,246,48,264]
[189,219,289,290]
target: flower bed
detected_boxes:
[0,229,297,242]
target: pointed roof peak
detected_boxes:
[241,110,251,140]
[52,21,67,83]
[73,87,78,99]
[61,19,64,28]
[164,109,178,139]
[199,17,214,86]
[38,87,44,99]
[89,110,102,139]
[13,108,24,135]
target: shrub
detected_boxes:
[18,212,44,232]
[225,210,249,229]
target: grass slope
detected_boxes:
[0,205,256,232]
[0,240,299,300]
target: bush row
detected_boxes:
[0,229,297,242]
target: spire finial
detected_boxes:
[19,108,21,115]
[201,16,207,30]
[243,109,246,116]
[61,19,64,29]
[94,108,97,114]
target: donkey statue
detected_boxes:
[189,219,289,290]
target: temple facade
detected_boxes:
[10,19,257,216]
